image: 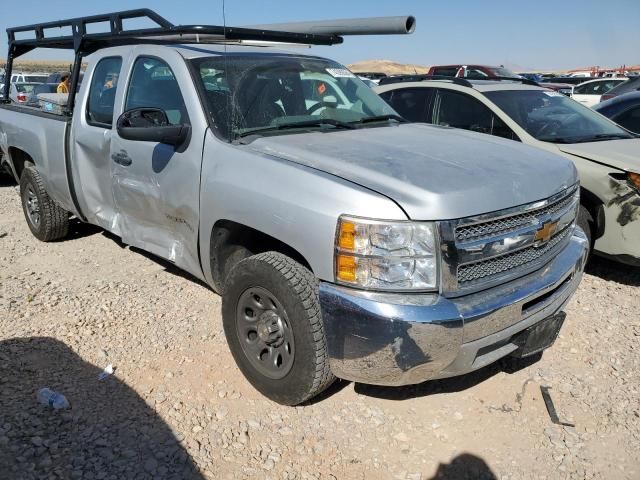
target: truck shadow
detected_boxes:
[353,354,541,401]
[428,453,497,480]
[586,255,640,287]
[0,337,205,479]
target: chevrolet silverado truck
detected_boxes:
[0,10,588,405]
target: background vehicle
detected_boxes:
[376,78,640,266]
[351,71,387,84]
[6,82,38,104]
[540,82,573,96]
[594,91,640,134]
[45,71,84,85]
[428,64,520,79]
[540,76,586,86]
[9,72,48,83]
[518,72,543,83]
[571,78,627,107]
[0,10,587,406]
[599,77,640,102]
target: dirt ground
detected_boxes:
[0,174,638,480]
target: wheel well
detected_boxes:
[209,220,313,292]
[580,187,605,240]
[8,147,33,181]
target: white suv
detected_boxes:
[375,77,640,266]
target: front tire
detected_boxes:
[576,205,593,259]
[222,252,335,405]
[20,166,69,242]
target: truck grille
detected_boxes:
[455,192,575,242]
[440,186,579,296]
[457,225,572,284]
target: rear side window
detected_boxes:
[435,89,519,140]
[432,68,459,77]
[379,87,433,122]
[125,57,189,125]
[86,57,123,127]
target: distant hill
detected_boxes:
[348,60,430,75]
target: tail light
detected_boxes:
[600,93,615,102]
[17,93,27,103]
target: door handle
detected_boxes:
[111,150,132,166]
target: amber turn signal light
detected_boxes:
[338,221,356,250]
[336,255,357,282]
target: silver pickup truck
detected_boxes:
[0,10,588,405]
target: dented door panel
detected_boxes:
[107,46,209,280]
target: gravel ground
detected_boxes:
[0,175,639,480]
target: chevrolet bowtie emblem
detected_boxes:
[535,221,558,244]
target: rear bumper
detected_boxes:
[319,227,588,386]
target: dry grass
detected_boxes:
[0,60,76,74]
[348,59,430,75]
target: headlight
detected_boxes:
[334,216,439,291]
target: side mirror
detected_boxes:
[116,108,190,149]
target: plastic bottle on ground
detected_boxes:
[36,388,70,409]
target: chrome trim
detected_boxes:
[440,186,579,297]
[319,228,588,386]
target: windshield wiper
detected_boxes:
[573,133,632,143]
[537,136,575,144]
[237,118,355,138]
[353,114,407,125]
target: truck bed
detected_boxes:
[0,104,78,215]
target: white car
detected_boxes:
[571,78,627,107]
[375,77,640,266]
[9,72,49,83]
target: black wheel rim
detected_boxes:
[25,186,40,228]
[236,286,295,380]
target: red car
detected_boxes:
[427,64,519,79]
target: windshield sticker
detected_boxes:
[543,91,563,97]
[326,68,355,78]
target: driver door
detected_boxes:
[109,54,205,277]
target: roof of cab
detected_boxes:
[88,43,330,62]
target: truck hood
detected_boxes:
[248,123,577,220]
[556,139,640,173]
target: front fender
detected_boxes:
[198,131,407,286]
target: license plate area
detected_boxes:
[510,312,566,358]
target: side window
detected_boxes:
[464,69,489,79]
[379,88,433,122]
[86,57,123,127]
[573,83,589,95]
[613,106,640,134]
[125,57,189,125]
[435,89,519,140]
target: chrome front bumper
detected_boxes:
[319,227,588,386]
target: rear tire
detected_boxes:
[222,252,335,405]
[19,166,69,242]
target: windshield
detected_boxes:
[190,55,399,140]
[485,89,634,143]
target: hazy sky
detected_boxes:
[1,0,638,70]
